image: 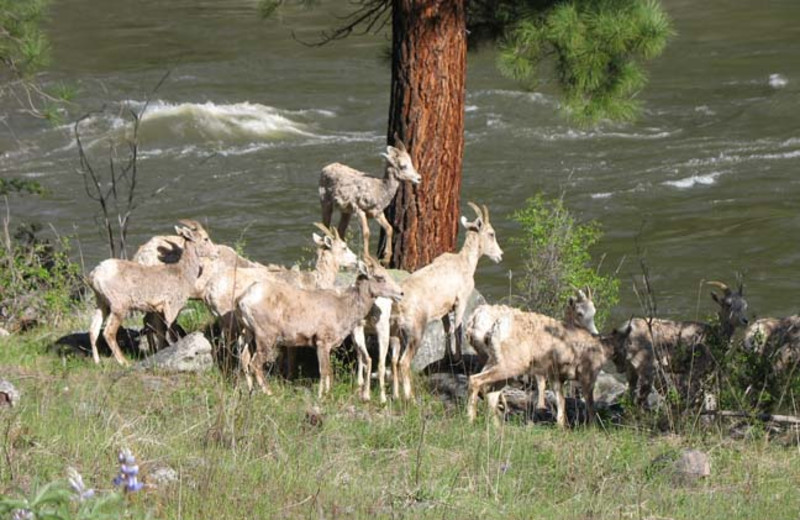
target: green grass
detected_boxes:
[1,327,799,519]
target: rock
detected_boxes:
[136,332,213,373]
[0,327,9,337]
[593,370,628,405]
[148,466,179,487]
[673,449,711,481]
[652,449,711,483]
[0,379,20,408]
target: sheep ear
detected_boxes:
[711,291,721,305]
[323,235,334,249]
[381,151,397,167]
[460,216,469,228]
[175,225,193,241]
[577,289,587,301]
[312,233,325,247]
[568,296,575,307]
[357,260,369,277]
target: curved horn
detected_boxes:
[392,132,407,152]
[482,204,490,224]
[706,280,731,294]
[312,222,334,238]
[467,202,482,221]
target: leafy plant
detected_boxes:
[511,193,619,329]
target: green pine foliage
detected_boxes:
[511,194,619,329]
[496,0,673,124]
[0,0,51,78]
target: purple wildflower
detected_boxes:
[11,510,34,520]
[112,448,144,493]
[67,467,95,502]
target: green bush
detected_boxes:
[0,223,84,331]
[511,194,619,330]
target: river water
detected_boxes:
[1,0,798,323]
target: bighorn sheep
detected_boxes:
[389,202,503,401]
[466,301,631,427]
[319,139,421,264]
[613,281,749,406]
[236,259,404,397]
[88,220,218,366]
[467,288,600,413]
[204,224,358,374]
[132,232,271,351]
[745,316,800,374]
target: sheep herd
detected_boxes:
[85,142,799,426]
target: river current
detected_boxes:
[1,0,799,323]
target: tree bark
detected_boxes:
[381,0,467,271]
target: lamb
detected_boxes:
[467,288,600,413]
[744,316,800,374]
[319,138,421,264]
[236,259,404,397]
[88,220,218,366]
[389,202,503,401]
[466,302,632,427]
[613,281,749,406]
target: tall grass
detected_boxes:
[1,330,798,519]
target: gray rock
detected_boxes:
[674,449,711,481]
[652,449,711,483]
[594,370,628,405]
[0,379,20,408]
[136,332,213,373]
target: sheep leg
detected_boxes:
[352,324,371,401]
[356,209,372,259]
[398,324,424,401]
[486,390,506,427]
[375,212,393,265]
[452,299,469,364]
[551,378,568,428]
[238,333,254,392]
[102,312,129,367]
[316,344,334,399]
[336,211,352,241]
[467,365,515,422]
[321,199,335,228]
[376,302,391,404]
[442,312,457,364]
[582,376,597,425]
[88,304,107,365]
[251,329,276,396]
[390,335,401,400]
[535,374,547,411]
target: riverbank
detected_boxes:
[1,317,799,519]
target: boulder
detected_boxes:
[0,327,9,337]
[136,332,213,373]
[651,449,711,484]
[673,449,711,481]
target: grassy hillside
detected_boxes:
[1,321,798,520]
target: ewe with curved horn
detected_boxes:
[388,202,503,402]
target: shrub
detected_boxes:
[511,193,619,329]
[0,222,84,331]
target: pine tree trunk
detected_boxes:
[381,0,467,271]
